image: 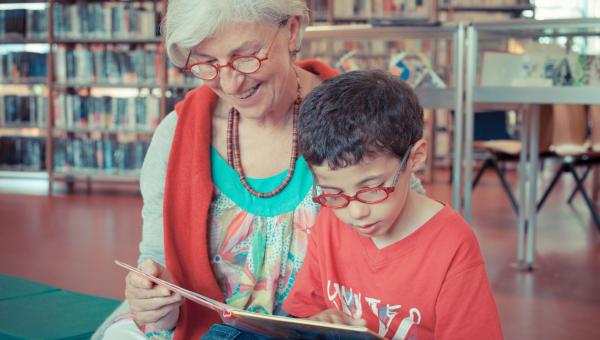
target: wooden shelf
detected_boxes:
[0,0,47,3]
[54,82,161,89]
[0,126,46,137]
[0,79,47,85]
[53,127,155,134]
[53,37,161,44]
[439,5,534,13]
[53,170,140,183]
[0,169,47,179]
[0,37,48,44]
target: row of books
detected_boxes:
[54,138,149,173]
[0,136,45,170]
[54,94,160,131]
[0,95,47,127]
[54,44,160,84]
[312,0,430,20]
[0,52,47,81]
[53,2,159,39]
[0,9,48,40]
[0,49,198,86]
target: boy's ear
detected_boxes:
[407,138,427,172]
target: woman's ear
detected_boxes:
[407,139,428,172]
[287,16,302,53]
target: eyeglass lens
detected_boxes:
[190,56,262,80]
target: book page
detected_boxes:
[115,260,384,339]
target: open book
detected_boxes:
[115,260,384,339]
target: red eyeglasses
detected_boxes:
[184,24,283,81]
[312,146,413,209]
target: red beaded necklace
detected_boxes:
[226,71,302,198]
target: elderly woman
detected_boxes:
[98,1,424,339]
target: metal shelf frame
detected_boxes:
[461,18,600,270]
[304,24,465,204]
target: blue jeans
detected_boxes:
[201,323,350,340]
[201,324,273,340]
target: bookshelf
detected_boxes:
[1,0,534,193]
[438,0,535,23]
[301,24,465,189]
[309,0,436,25]
[307,0,534,25]
[0,0,189,193]
[0,0,49,181]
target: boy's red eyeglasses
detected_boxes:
[312,146,413,209]
[184,24,283,81]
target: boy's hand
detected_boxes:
[308,308,367,326]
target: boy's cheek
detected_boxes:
[331,209,351,225]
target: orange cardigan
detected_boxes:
[164,60,338,339]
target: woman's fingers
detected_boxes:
[128,292,183,312]
[125,273,171,299]
[131,298,184,325]
[122,259,185,327]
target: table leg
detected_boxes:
[525,105,540,269]
[517,108,530,265]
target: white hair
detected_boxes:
[163,0,310,68]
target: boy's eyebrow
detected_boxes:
[318,175,384,191]
[356,175,385,187]
[318,184,343,191]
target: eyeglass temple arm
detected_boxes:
[184,51,192,71]
[311,173,320,196]
[390,144,413,185]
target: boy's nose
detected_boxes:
[347,200,370,221]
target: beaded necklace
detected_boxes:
[226,70,302,198]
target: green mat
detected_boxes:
[0,274,120,340]
[0,275,59,301]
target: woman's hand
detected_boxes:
[125,259,184,331]
[308,308,367,326]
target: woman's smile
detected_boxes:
[237,83,261,100]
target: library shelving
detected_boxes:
[460,18,600,269]
[307,0,534,25]
[0,0,50,182]
[301,23,465,189]
[0,0,200,192]
[1,0,535,194]
[438,0,534,23]
[438,4,534,14]
[309,0,435,25]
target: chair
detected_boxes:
[471,107,554,215]
[536,104,600,230]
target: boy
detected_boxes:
[283,70,503,339]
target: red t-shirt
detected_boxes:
[283,206,503,340]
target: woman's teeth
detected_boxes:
[238,84,260,99]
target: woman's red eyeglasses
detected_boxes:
[184,24,283,81]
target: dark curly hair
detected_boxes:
[299,69,423,169]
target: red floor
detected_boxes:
[1,169,599,339]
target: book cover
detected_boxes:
[115,260,384,340]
